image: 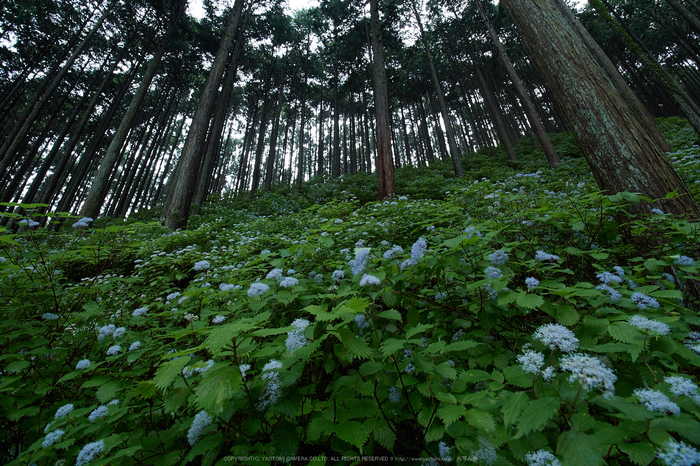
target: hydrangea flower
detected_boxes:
[535,250,560,262]
[355,314,371,335]
[166,292,180,301]
[675,255,695,267]
[468,437,497,464]
[411,238,428,260]
[533,323,579,353]
[517,349,545,374]
[247,282,270,298]
[193,260,210,271]
[488,249,509,265]
[351,249,371,276]
[112,327,126,339]
[525,277,540,290]
[279,276,298,288]
[438,441,452,461]
[651,208,665,215]
[383,245,403,259]
[359,274,381,286]
[212,315,226,324]
[597,271,623,284]
[400,258,418,270]
[88,405,108,422]
[106,345,121,356]
[132,307,148,317]
[42,429,64,448]
[239,364,251,379]
[665,376,699,400]
[596,284,622,301]
[76,439,105,466]
[631,292,660,310]
[634,388,680,415]
[525,450,561,466]
[657,439,700,465]
[54,403,74,419]
[187,410,212,445]
[629,315,670,335]
[219,283,237,291]
[331,270,344,282]
[266,268,283,280]
[76,359,91,370]
[258,360,284,410]
[42,313,59,320]
[286,319,310,353]
[559,353,616,398]
[389,386,401,403]
[129,341,141,351]
[97,324,116,341]
[485,266,502,279]
[684,332,700,355]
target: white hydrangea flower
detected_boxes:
[525,450,561,466]
[239,364,251,379]
[88,405,108,422]
[597,271,623,284]
[438,441,452,461]
[352,248,371,276]
[634,388,680,415]
[42,429,64,448]
[279,276,298,288]
[359,274,381,287]
[560,353,616,398]
[596,284,622,301]
[54,403,74,419]
[533,323,579,353]
[517,350,545,374]
[129,341,141,351]
[286,319,310,352]
[631,292,660,310]
[193,260,210,271]
[212,315,226,324]
[411,237,428,260]
[468,437,497,464]
[75,359,91,370]
[629,315,670,335]
[331,270,344,282]
[76,439,105,466]
[106,345,121,356]
[187,410,212,445]
[535,250,560,262]
[219,283,236,291]
[665,376,699,399]
[258,360,283,410]
[488,249,508,265]
[132,307,148,317]
[247,282,270,297]
[525,277,540,290]
[657,439,700,465]
[266,268,283,280]
[674,255,695,267]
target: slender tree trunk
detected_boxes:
[502,0,699,217]
[163,0,244,228]
[295,58,308,191]
[369,0,395,198]
[475,67,518,161]
[664,0,700,35]
[317,104,324,177]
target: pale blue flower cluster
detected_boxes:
[411,238,428,259]
[279,276,298,288]
[187,410,212,445]
[559,353,616,397]
[517,349,544,374]
[525,450,561,466]
[129,341,141,351]
[76,439,105,466]
[258,360,283,410]
[72,217,93,229]
[525,277,540,290]
[631,292,660,309]
[42,313,59,320]
[657,439,700,465]
[533,323,579,353]
[54,403,74,419]
[166,292,180,301]
[597,271,623,284]
[535,250,560,262]
[389,386,401,403]
[488,249,508,265]
[685,332,700,355]
[42,429,64,448]
[106,345,121,356]
[355,314,371,335]
[239,363,251,379]
[360,274,381,287]
[132,306,148,317]
[629,315,670,335]
[286,319,310,352]
[468,437,497,464]
[596,283,622,301]
[351,249,371,276]
[219,283,237,291]
[247,282,270,297]
[665,376,700,403]
[675,255,695,266]
[383,245,403,259]
[332,270,344,282]
[212,315,226,324]
[112,327,126,339]
[438,441,452,461]
[76,359,90,370]
[88,405,109,422]
[634,388,680,415]
[266,268,283,280]
[97,324,116,341]
[193,260,210,271]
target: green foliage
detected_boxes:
[2,119,700,465]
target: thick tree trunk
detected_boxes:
[163,0,244,228]
[502,0,699,218]
[475,67,518,161]
[369,0,395,198]
[477,0,560,166]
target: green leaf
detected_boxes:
[442,340,481,353]
[304,304,335,321]
[307,417,335,441]
[164,387,191,414]
[435,361,457,380]
[515,397,560,438]
[517,292,544,310]
[590,342,641,362]
[131,381,156,399]
[459,370,491,384]
[335,420,369,448]
[336,328,373,360]
[608,321,643,344]
[618,442,657,466]
[464,408,496,432]
[96,380,121,403]
[6,360,29,373]
[556,305,580,326]
[153,358,189,390]
[437,404,466,426]
[373,420,396,450]
[556,431,605,466]
[273,420,299,457]
[359,361,383,376]
[406,323,434,339]
[380,339,407,358]
[193,364,242,416]
[502,392,529,426]
[378,309,402,321]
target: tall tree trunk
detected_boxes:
[501,0,699,218]
[163,0,245,229]
[369,0,395,198]
[475,67,518,161]
[296,59,309,191]
[317,104,325,177]
[476,0,560,166]
[664,0,700,35]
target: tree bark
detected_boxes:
[369,0,395,198]
[501,0,699,218]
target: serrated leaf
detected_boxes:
[459,369,491,384]
[373,419,396,450]
[515,397,560,438]
[82,376,111,389]
[406,323,434,339]
[380,339,406,358]
[442,340,481,353]
[273,420,299,457]
[131,381,156,399]
[650,289,682,299]
[618,442,657,466]
[96,380,121,403]
[556,305,579,326]
[336,328,373,360]
[335,420,369,448]
[591,395,656,421]
[438,404,466,426]
[464,408,496,432]
[590,342,641,361]
[426,341,446,354]
[382,290,397,307]
[517,292,544,309]
[164,387,190,414]
[153,358,189,390]
[303,304,335,321]
[193,364,242,416]
[608,321,643,344]
[378,309,402,320]
[6,360,30,373]
[435,361,457,380]
[502,391,529,426]
[251,326,292,337]
[344,297,369,313]
[307,417,335,441]
[556,431,605,466]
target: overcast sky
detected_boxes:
[188,0,320,20]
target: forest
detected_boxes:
[1,0,700,464]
